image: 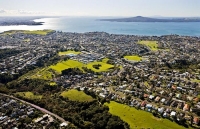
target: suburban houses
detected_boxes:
[0,30,200,128]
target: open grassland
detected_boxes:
[50,58,114,73]
[18,68,54,82]
[23,30,53,35]
[86,61,114,72]
[138,40,158,51]
[21,68,53,80]
[50,59,84,73]
[1,30,53,35]
[124,55,142,62]
[102,58,109,63]
[61,89,94,102]
[16,92,42,100]
[105,101,188,129]
[30,68,54,80]
[58,50,81,56]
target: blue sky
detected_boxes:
[0,0,199,17]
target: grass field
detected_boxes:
[102,58,109,63]
[50,58,114,73]
[23,30,53,35]
[86,61,114,72]
[30,68,54,80]
[61,89,94,102]
[1,30,53,35]
[192,79,200,83]
[58,50,81,56]
[50,59,84,73]
[138,40,158,51]
[124,55,142,62]
[16,92,42,100]
[105,101,188,129]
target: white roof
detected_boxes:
[60,122,68,127]
[170,111,176,116]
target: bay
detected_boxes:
[0,17,200,36]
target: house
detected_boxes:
[149,95,155,100]
[193,117,199,125]
[146,104,153,109]
[163,112,170,118]
[155,96,160,102]
[158,107,165,114]
[161,98,166,103]
[170,111,176,117]
[60,122,69,127]
[183,104,190,111]
[140,101,146,107]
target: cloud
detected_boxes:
[0,9,6,13]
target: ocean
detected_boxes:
[0,17,200,36]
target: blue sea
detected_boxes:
[1,17,200,36]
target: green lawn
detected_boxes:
[86,61,114,72]
[105,101,188,129]
[61,89,94,102]
[138,40,158,51]
[50,59,114,73]
[58,50,81,56]
[50,59,84,73]
[102,58,109,63]
[124,55,142,62]
[1,30,53,35]
[16,92,42,100]
[23,30,53,35]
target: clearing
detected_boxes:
[138,40,158,51]
[60,89,94,102]
[50,59,84,73]
[58,50,81,56]
[1,30,53,35]
[16,92,42,100]
[124,55,142,62]
[86,61,114,72]
[23,30,53,35]
[105,101,188,129]
[19,68,54,80]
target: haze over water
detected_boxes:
[1,17,200,36]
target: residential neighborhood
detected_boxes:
[0,30,200,128]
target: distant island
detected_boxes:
[99,16,200,22]
[0,16,45,26]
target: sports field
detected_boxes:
[58,50,81,56]
[50,59,84,73]
[124,55,142,61]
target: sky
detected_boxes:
[0,0,200,17]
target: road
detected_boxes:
[0,93,68,123]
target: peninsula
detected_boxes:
[99,16,200,22]
[0,16,45,26]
